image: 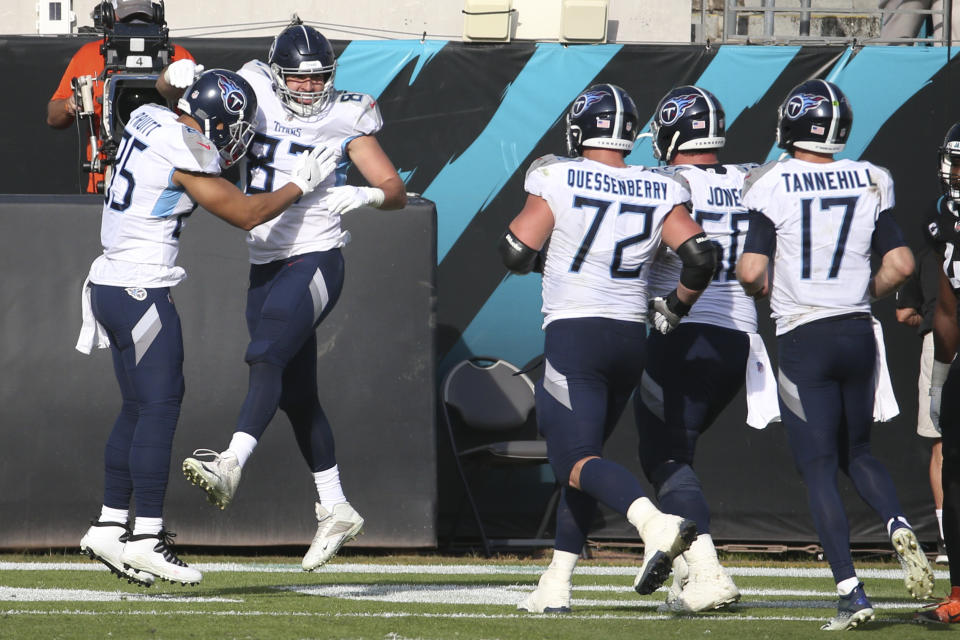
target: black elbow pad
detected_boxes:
[498,230,541,274]
[677,232,718,291]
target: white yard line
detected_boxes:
[0,561,949,581]
[0,586,240,603]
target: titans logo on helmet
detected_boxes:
[785,93,829,120]
[217,73,247,115]
[659,94,699,126]
[571,90,609,117]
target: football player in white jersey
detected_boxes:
[737,79,932,630]
[175,23,407,571]
[505,84,718,613]
[634,85,759,613]
[919,121,960,623]
[76,69,336,587]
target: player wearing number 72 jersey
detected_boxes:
[507,84,717,613]
[737,79,931,631]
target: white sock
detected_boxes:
[99,506,129,525]
[837,576,860,596]
[546,549,579,580]
[314,465,347,506]
[227,432,258,468]
[937,509,945,540]
[625,497,658,534]
[132,517,163,536]
[685,533,719,567]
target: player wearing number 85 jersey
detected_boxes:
[737,79,931,631]
[506,84,716,614]
[175,22,407,571]
[75,69,335,587]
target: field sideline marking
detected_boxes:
[0,587,240,603]
[0,561,948,581]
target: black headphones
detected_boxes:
[99,0,165,29]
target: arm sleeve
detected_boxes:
[171,44,195,62]
[871,209,907,256]
[742,210,776,257]
[896,271,923,310]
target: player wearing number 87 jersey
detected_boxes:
[737,79,931,631]
[506,84,716,613]
[177,23,407,572]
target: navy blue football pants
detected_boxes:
[778,313,905,583]
[235,250,344,472]
[92,284,184,519]
[634,323,749,535]
[536,317,648,554]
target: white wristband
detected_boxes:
[288,176,308,195]
[931,359,952,389]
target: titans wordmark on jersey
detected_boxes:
[527,154,691,327]
[238,60,383,264]
[89,103,220,288]
[647,163,758,333]
[742,157,895,335]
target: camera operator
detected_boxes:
[46,0,194,193]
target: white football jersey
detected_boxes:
[239,60,383,264]
[528,154,691,327]
[647,164,758,333]
[742,157,895,335]
[88,103,220,287]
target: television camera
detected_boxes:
[72,0,173,192]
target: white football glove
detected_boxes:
[930,359,951,434]
[647,290,691,335]
[289,146,338,195]
[165,59,204,89]
[324,185,385,215]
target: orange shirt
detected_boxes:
[51,39,193,193]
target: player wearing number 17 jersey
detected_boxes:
[504,84,717,614]
[179,23,407,572]
[737,79,931,631]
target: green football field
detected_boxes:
[0,552,952,639]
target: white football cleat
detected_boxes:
[634,514,697,595]
[182,449,241,510]
[661,554,689,610]
[517,569,573,613]
[891,526,935,599]
[120,530,202,585]
[302,502,364,571]
[80,521,154,587]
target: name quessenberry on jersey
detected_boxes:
[566,168,670,200]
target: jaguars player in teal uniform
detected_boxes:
[737,79,932,630]
[175,23,407,571]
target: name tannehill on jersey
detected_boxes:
[238,60,382,264]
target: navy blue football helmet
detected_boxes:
[268,24,337,117]
[939,123,960,201]
[178,69,258,168]
[565,84,639,157]
[652,86,725,162]
[776,79,852,154]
